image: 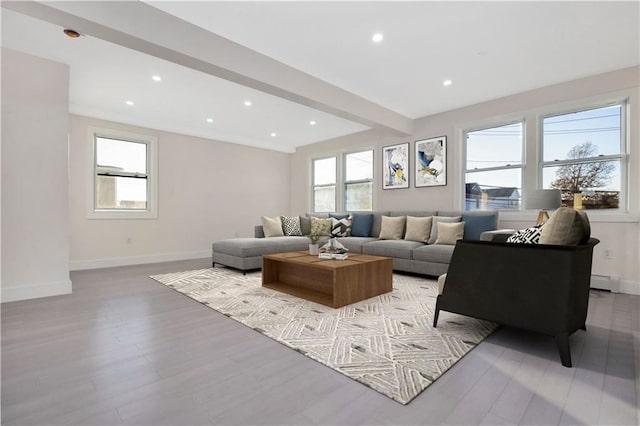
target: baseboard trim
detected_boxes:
[70,250,211,271]
[619,280,640,295]
[1,279,73,303]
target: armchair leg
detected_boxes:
[556,332,572,368]
[581,324,587,331]
[433,300,440,327]
[212,262,215,268]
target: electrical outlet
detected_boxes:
[603,248,613,260]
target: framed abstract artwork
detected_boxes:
[415,136,447,187]
[382,143,409,189]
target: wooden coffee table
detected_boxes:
[262,251,393,308]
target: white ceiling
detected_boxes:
[2,1,639,153]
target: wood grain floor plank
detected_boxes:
[2,259,638,426]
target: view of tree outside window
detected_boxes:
[465,122,523,211]
[344,150,373,211]
[542,104,623,210]
[312,157,336,212]
[95,136,148,210]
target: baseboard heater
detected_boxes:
[590,274,620,292]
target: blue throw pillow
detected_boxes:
[461,214,496,240]
[329,213,350,220]
[351,213,374,237]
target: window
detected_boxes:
[312,157,336,213]
[464,122,524,211]
[542,103,626,210]
[89,128,157,219]
[344,150,373,211]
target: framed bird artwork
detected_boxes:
[382,143,409,189]
[415,136,447,187]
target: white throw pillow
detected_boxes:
[434,222,465,245]
[261,216,284,238]
[404,216,433,243]
[379,216,406,240]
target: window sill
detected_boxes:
[499,210,640,223]
[89,210,158,220]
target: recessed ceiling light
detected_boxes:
[270,132,277,137]
[206,118,213,123]
[372,32,384,43]
[63,29,81,38]
[443,80,453,86]
[309,120,316,126]
[244,100,252,106]
[152,75,162,82]
[125,100,134,106]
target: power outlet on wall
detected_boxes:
[603,248,614,260]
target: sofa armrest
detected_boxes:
[254,225,265,238]
[479,229,517,242]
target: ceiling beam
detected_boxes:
[3,0,413,136]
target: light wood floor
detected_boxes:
[2,259,638,425]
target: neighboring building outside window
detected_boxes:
[464,122,524,211]
[89,127,158,219]
[312,157,336,213]
[541,103,626,210]
[344,150,373,211]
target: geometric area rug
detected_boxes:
[150,267,497,405]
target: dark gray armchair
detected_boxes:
[433,237,600,367]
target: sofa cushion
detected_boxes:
[310,217,332,236]
[404,216,433,243]
[435,222,465,245]
[261,216,284,237]
[379,216,406,240]
[281,215,302,236]
[363,240,424,260]
[212,236,309,258]
[336,236,378,254]
[461,214,496,240]
[350,213,374,237]
[412,244,456,264]
[330,216,352,237]
[506,225,543,244]
[539,207,591,245]
[329,213,350,220]
[390,210,437,218]
[428,216,461,244]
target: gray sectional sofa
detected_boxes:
[211,210,501,277]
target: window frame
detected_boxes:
[343,149,374,212]
[463,120,525,211]
[539,100,628,212]
[311,155,337,213]
[88,127,158,219]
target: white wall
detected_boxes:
[290,66,640,294]
[1,48,72,302]
[69,115,291,270]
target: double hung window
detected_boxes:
[464,122,524,211]
[344,150,373,211]
[541,104,625,210]
[312,157,336,213]
[90,128,158,219]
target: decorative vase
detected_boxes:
[309,243,319,255]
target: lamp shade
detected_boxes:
[525,189,561,210]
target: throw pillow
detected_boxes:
[461,214,496,240]
[428,216,461,244]
[378,216,406,240]
[350,213,374,237]
[435,222,465,245]
[310,217,332,236]
[539,207,591,245]
[299,216,312,236]
[506,224,543,244]
[261,216,284,238]
[404,216,433,243]
[330,216,352,237]
[280,215,302,236]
